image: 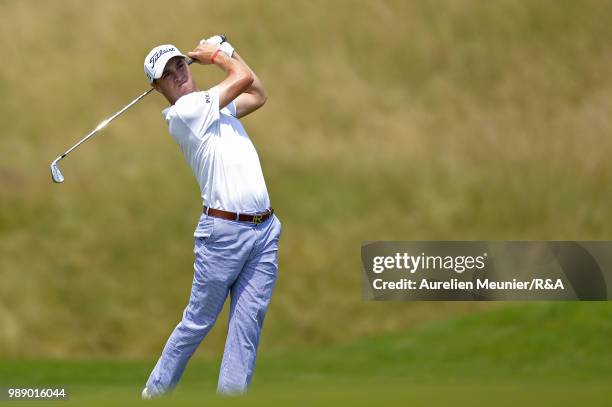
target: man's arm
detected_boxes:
[231,51,267,118]
[187,43,254,109]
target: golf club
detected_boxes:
[50,58,196,184]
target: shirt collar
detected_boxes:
[161,106,172,120]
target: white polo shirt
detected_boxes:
[162,86,270,213]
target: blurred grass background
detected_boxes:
[0,0,611,401]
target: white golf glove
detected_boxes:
[200,35,235,58]
[201,35,224,45]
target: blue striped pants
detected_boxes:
[145,212,281,395]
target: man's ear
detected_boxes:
[152,80,160,92]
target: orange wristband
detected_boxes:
[211,49,222,64]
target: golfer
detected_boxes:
[141,36,281,397]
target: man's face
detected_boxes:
[153,56,197,104]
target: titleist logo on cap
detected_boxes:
[149,47,176,69]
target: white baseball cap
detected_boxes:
[144,44,187,83]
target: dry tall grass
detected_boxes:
[1,0,611,358]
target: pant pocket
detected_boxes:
[274,215,282,237]
[194,216,215,240]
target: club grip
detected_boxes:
[187,36,227,65]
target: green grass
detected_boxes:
[1,302,610,406]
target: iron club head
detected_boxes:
[50,158,65,183]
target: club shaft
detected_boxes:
[59,87,155,159]
[55,58,195,162]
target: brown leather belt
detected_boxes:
[203,206,274,224]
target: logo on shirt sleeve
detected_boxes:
[204,92,211,104]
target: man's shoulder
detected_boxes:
[179,87,218,104]
[175,90,204,108]
[173,88,219,114]
[164,87,222,135]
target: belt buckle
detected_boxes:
[252,214,263,224]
